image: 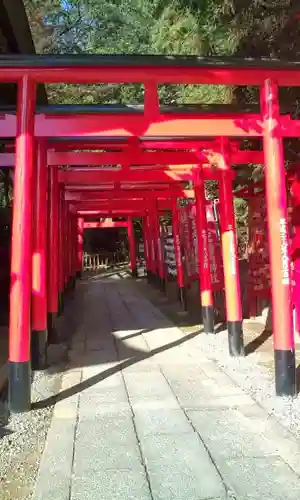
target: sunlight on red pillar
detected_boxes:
[261,79,296,396]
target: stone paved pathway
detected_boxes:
[33,272,300,500]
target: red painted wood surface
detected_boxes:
[9,76,36,363]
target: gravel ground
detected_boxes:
[192,327,300,438]
[0,349,67,500]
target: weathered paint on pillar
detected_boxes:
[77,217,84,277]
[9,76,36,413]
[261,79,296,396]
[219,141,244,356]
[172,197,187,310]
[31,140,48,369]
[47,166,59,341]
[193,169,214,333]
[128,217,137,277]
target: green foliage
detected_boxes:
[25,0,237,105]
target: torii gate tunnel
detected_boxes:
[2,54,300,412]
[81,217,137,276]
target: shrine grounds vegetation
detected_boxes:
[23,0,300,254]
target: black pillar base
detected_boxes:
[160,277,166,293]
[132,268,138,278]
[58,291,64,316]
[150,272,156,286]
[228,321,245,356]
[147,270,152,283]
[178,286,188,311]
[67,277,75,292]
[31,329,48,370]
[71,276,76,290]
[275,349,296,397]
[47,312,59,344]
[76,270,82,279]
[8,361,31,414]
[154,274,160,287]
[202,305,215,334]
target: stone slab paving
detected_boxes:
[33,274,300,500]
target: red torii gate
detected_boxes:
[79,217,137,277]
[2,54,297,413]
[54,141,238,327]
[74,187,195,289]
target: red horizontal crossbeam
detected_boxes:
[50,151,201,165]
[0,62,300,86]
[0,149,264,168]
[50,139,236,151]
[0,112,266,138]
[50,150,262,166]
[58,168,231,185]
[47,150,264,166]
[66,182,179,191]
[60,170,191,184]
[75,199,172,211]
[84,221,129,228]
[65,189,194,202]
[78,210,145,217]
[0,112,298,138]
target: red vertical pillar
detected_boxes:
[154,204,165,291]
[77,216,84,278]
[148,208,159,286]
[31,140,48,369]
[142,216,150,280]
[172,197,187,310]
[47,167,59,342]
[187,203,197,280]
[219,143,244,356]
[261,79,296,396]
[70,211,76,289]
[247,187,257,318]
[9,76,36,413]
[58,187,65,315]
[69,209,74,287]
[64,201,69,290]
[290,176,300,337]
[128,217,137,277]
[66,204,72,289]
[145,212,154,282]
[150,212,158,283]
[194,169,215,334]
